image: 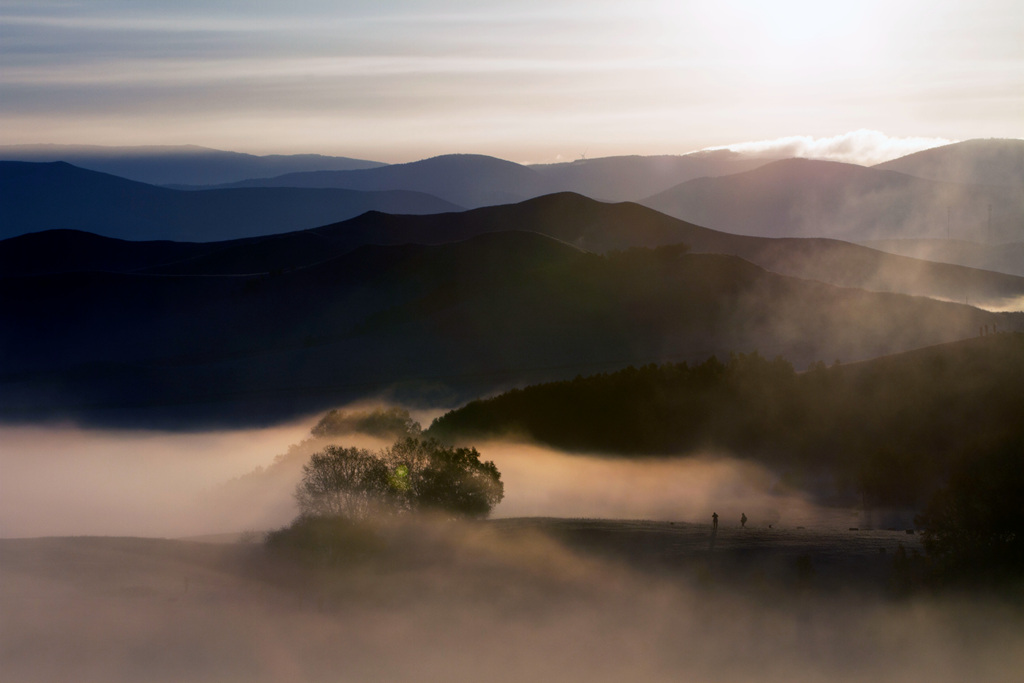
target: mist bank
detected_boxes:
[0,415,838,539]
[3,520,1023,683]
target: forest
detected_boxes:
[429,333,1024,509]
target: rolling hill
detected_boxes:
[527,149,776,201]
[0,228,1006,427]
[0,143,386,186]
[219,154,551,209]
[5,193,1024,310]
[0,161,461,241]
[873,138,1024,188]
[641,158,1023,244]
[217,150,779,206]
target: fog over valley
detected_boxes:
[2,1,1022,678]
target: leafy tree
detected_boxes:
[294,438,503,521]
[385,437,505,518]
[295,446,392,519]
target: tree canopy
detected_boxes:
[295,437,503,520]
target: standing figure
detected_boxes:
[741,513,748,528]
[712,512,719,530]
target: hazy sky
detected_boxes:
[2,0,1021,163]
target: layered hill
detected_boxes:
[0,144,385,186]
[527,150,775,201]
[641,158,1023,244]
[0,161,461,241]
[873,138,1024,188]
[0,228,1006,427]
[7,193,1022,311]
[217,151,778,206]
[220,154,550,209]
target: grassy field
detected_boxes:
[3,517,1021,683]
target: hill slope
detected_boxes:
[429,333,1024,507]
[0,143,385,186]
[221,154,551,209]
[862,239,1024,278]
[0,230,1005,426]
[873,138,1024,188]
[527,150,775,201]
[641,158,1023,244]
[222,151,779,207]
[0,161,461,241]
[5,193,1023,310]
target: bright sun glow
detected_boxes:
[727,2,880,76]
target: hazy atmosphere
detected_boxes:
[2,0,1021,161]
[2,1,1023,681]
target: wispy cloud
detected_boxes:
[1,1,1020,159]
[702,130,959,166]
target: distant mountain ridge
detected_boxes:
[5,193,1023,310]
[0,161,462,241]
[0,144,386,186]
[873,138,1024,188]
[210,151,779,207]
[527,150,775,201]
[641,157,1023,244]
[219,154,557,209]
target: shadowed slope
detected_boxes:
[4,192,1023,309]
[1,230,1006,427]
[0,161,461,241]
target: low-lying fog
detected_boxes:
[3,420,1023,683]
[2,423,843,538]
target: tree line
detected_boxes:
[428,334,1024,509]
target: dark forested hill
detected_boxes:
[0,229,1006,427]
[428,333,1024,507]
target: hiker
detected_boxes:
[712,512,718,530]
[741,513,747,528]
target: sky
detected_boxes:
[1,0,1022,164]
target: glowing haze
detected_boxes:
[2,0,1021,163]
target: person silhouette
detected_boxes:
[741,513,747,528]
[712,512,719,530]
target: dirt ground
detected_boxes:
[2,518,1021,683]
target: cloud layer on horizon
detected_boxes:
[701,130,959,166]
